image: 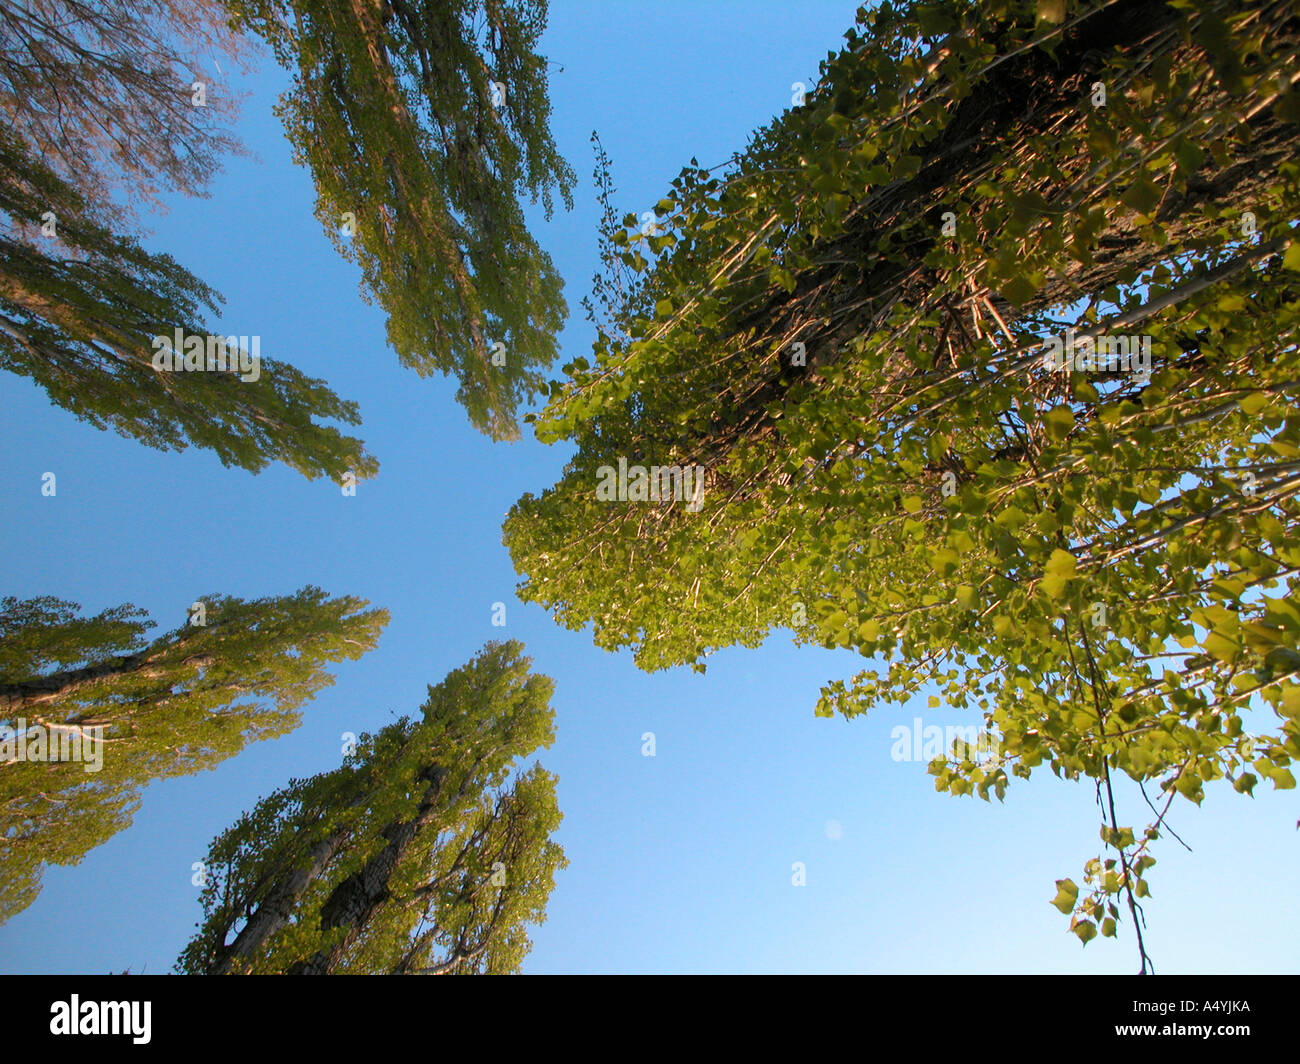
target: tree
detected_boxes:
[0,587,388,923]
[0,3,378,480]
[0,0,249,226]
[176,640,565,975]
[505,0,1300,969]
[225,0,575,440]
[0,129,379,479]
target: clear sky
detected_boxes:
[0,0,1295,975]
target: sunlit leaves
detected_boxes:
[505,0,1300,960]
[229,0,574,441]
[0,588,388,924]
[177,641,564,975]
[1050,878,1078,914]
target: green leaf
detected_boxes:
[1036,0,1065,24]
[1203,629,1240,663]
[1045,549,1077,577]
[994,506,1030,531]
[1072,380,1101,404]
[1122,175,1162,216]
[1043,405,1075,440]
[1001,271,1041,306]
[1238,391,1270,416]
[1050,878,1079,913]
[1071,918,1097,944]
[1040,549,1077,599]
[930,547,961,577]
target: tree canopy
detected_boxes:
[0,130,379,479]
[0,0,378,481]
[505,0,1300,968]
[177,639,565,975]
[1,0,578,473]
[228,0,576,440]
[0,587,388,923]
[0,0,248,226]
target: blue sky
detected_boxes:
[0,0,1295,975]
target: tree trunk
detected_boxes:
[286,763,447,974]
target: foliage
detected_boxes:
[0,587,388,923]
[227,0,576,440]
[0,130,378,479]
[505,0,1300,968]
[177,640,565,975]
[0,0,249,226]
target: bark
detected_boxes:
[286,763,447,974]
[1,655,149,713]
[209,834,345,975]
[675,0,1300,471]
[0,654,212,714]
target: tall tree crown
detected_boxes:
[0,587,388,923]
[228,0,576,440]
[177,639,565,975]
[505,0,1300,963]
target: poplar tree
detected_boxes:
[0,131,379,479]
[505,0,1300,968]
[1,2,377,480]
[177,640,565,975]
[0,0,248,224]
[0,587,388,923]
[226,0,576,440]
